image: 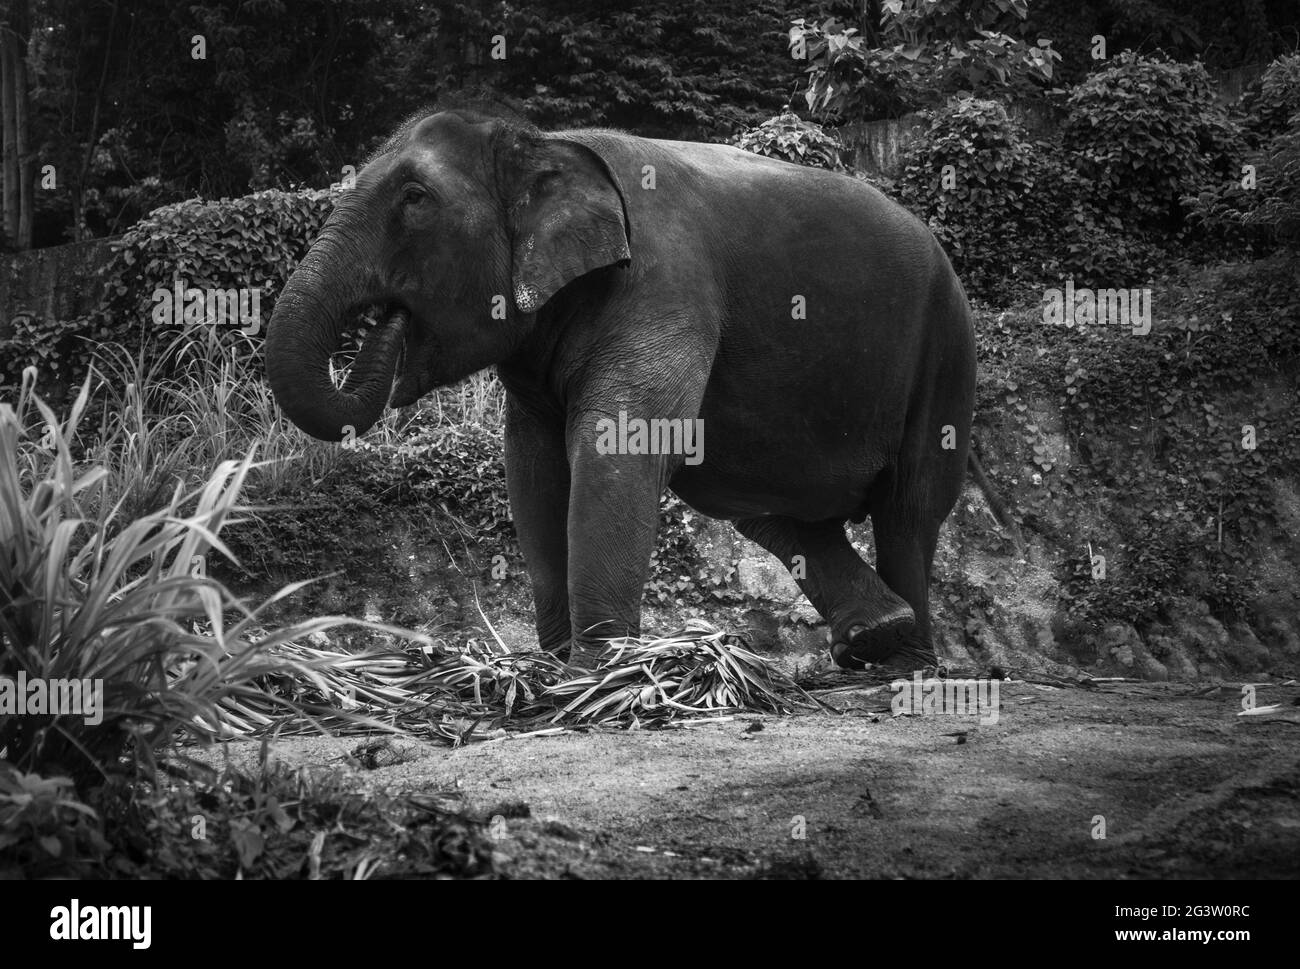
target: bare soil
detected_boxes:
[211,678,1300,878]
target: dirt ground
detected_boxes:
[213,678,1300,878]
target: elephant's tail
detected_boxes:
[967,445,1024,547]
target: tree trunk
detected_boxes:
[12,0,31,249]
[75,0,118,242]
[1,23,15,248]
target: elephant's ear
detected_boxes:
[510,140,631,314]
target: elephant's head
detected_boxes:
[265,111,632,441]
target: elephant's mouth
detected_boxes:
[348,300,428,409]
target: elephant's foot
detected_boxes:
[565,639,609,671]
[830,609,937,671]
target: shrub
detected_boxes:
[883,59,1254,293]
[894,97,1052,293]
[1030,145,1173,285]
[1061,52,1242,235]
[1240,53,1300,144]
[788,7,1059,121]
[100,187,333,337]
[1188,112,1300,252]
[377,421,517,544]
[1242,118,1300,247]
[732,110,847,171]
[0,314,116,399]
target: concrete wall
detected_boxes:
[1214,63,1267,104]
[0,237,116,342]
[839,115,926,176]
[841,102,1058,175]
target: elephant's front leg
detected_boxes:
[503,397,572,651]
[565,413,678,668]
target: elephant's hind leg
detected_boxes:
[866,511,945,669]
[733,515,934,669]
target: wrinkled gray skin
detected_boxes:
[266,110,978,670]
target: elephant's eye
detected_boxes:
[401,184,427,207]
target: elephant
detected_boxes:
[266,109,1011,670]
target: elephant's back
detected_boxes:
[563,130,945,313]
[556,129,972,524]
[561,129,920,231]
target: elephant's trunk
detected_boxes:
[265,238,406,442]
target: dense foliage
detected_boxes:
[8,0,1299,248]
[1022,0,1295,86]
[27,0,389,243]
[1061,52,1241,235]
[791,0,1059,120]
[894,98,1050,292]
[438,0,798,138]
[975,259,1300,630]
[1240,53,1300,144]
[1189,55,1300,251]
[730,110,847,170]
[888,53,1300,295]
[18,0,817,246]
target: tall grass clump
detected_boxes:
[0,367,409,794]
[85,331,346,511]
[423,369,505,429]
[82,328,493,512]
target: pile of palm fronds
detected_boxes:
[212,633,561,744]
[413,627,570,716]
[208,640,471,742]
[215,620,819,743]
[543,623,811,725]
